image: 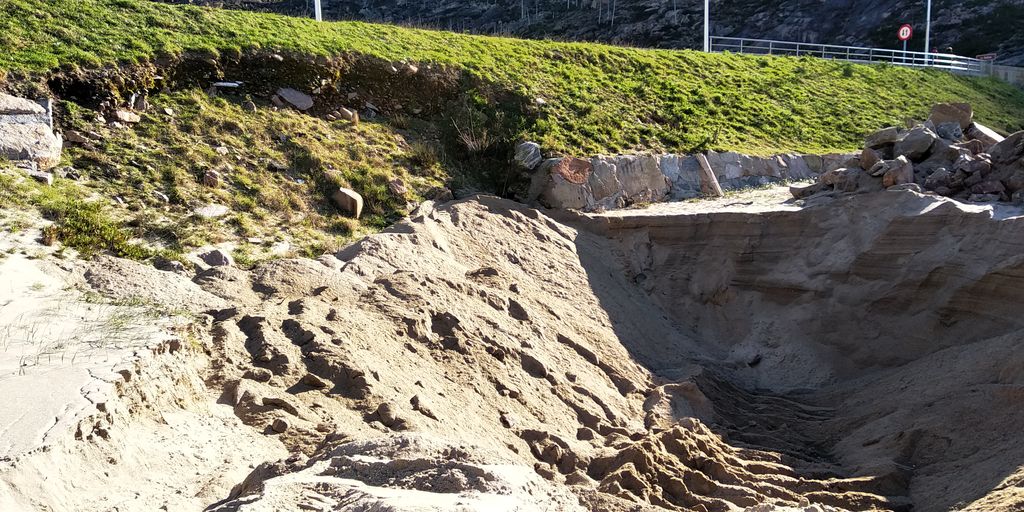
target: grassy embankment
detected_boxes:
[2,0,1023,261]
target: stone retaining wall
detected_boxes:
[526,150,855,211]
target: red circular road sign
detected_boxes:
[898,24,913,41]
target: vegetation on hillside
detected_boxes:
[2,0,1023,157]
[2,0,1024,263]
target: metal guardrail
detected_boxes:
[710,36,985,75]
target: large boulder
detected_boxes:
[0,93,62,169]
[965,122,1005,150]
[895,126,939,161]
[928,103,973,130]
[332,187,364,218]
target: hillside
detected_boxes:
[3,0,1024,159]
[2,0,1024,262]
[164,0,1024,65]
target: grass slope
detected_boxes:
[2,0,1024,157]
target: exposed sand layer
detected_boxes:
[4,190,1024,511]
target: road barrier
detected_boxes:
[710,36,984,75]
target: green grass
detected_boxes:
[1,167,160,258]
[1,0,1023,158]
[2,0,1024,263]
[59,90,443,259]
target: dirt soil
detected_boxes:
[3,188,1024,511]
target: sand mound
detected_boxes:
[6,191,1024,511]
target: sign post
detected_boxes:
[704,0,710,52]
[898,24,913,64]
[314,0,322,21]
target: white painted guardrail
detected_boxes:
[710,36,985,75]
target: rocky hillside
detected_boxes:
[166,0,1024,65]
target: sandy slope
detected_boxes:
[3,189,1024,511]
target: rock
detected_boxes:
[242,100,257,112]
[0,123,63,170]
[790,182,827,199]
[0,93,46,115]
[154,257,186,273]
[971,180,1006,195]
[514,141,543,170]
[131,94,149,112]
[410,395,437,420]
[199,248,234,266]
[924,168,952,190]
[968,193,1000,203]
[276,88,314,110]
[499,412,517,429]
[26,169,53,186]
[860,147,881,171]
[954,139,986,155]
[1013,189,1024,205]
[332,187,364,218]
[270,95,285,108]
[865,127,902,149]
[867,160,887,177]
[214,145,230,156]
[935,122,964,142]
[988,131,1024,165]
[64,130,93,145]
[153,191,170,203]
[882,156,914,188]
[929,103,973,130]
[271,418,290,433]
[375,402,400,427]
[887,183,922,193]
[112,110,141,124]
[163,107,175,116]
[336,107,356,122]
[203,169,221,187]
[966,122,1005,149]
[194,204,230,219]
[895,126,939,161]
[388,178,408,197]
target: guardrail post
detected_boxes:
[768,41,773,55]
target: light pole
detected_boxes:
[924,0,931,54]
[314,0,322,21]
[703,0,710,52]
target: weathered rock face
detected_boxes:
[529,149,853,211]
[0,93,62,170]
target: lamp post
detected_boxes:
[314,0,322,21]
[703,0,710,52]
[924,0,931,54]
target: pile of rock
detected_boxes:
[523,143,853,211]
[792,103,1024,204]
